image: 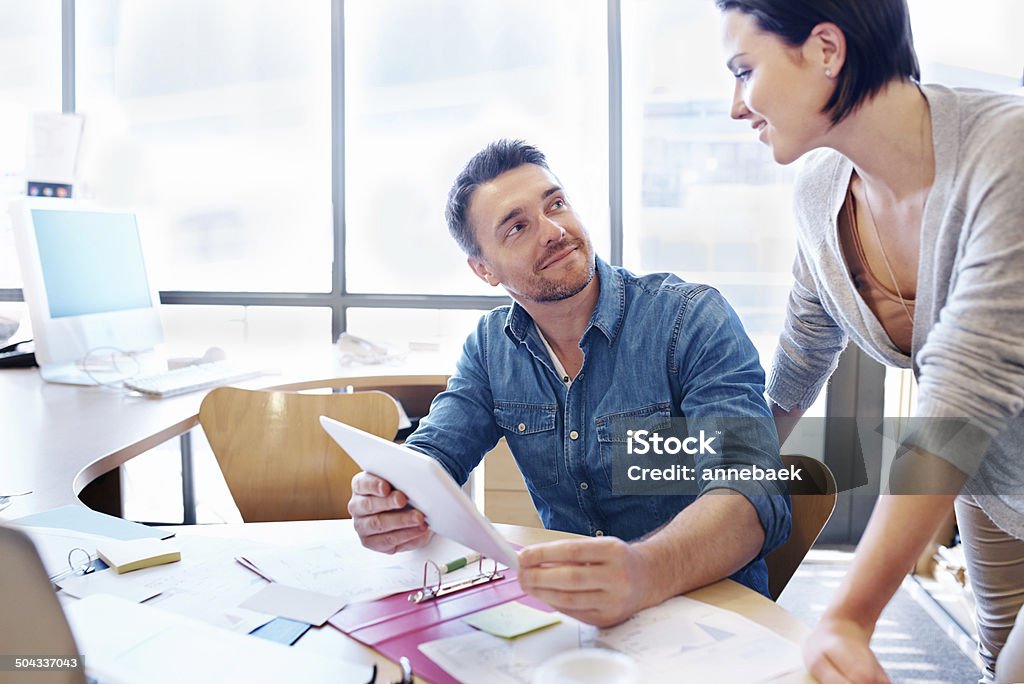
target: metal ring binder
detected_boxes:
[408,555,503,603]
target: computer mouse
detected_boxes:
[201,346,228,363]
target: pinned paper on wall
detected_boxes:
[26,112,83,187]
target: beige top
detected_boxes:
[837,188,915,355]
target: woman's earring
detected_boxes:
[825,68,833,78]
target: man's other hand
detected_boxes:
[517,537,653,627]
[348,471,433,553]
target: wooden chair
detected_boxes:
[764,454,838,600]
[198,385,401,522]
[266,375,451,436]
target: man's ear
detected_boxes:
[468,256,500,287]
[806,22,846,78]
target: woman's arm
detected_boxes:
[770,400,805,446]
[804,492,958,683]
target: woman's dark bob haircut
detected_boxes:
[716,0,920,125]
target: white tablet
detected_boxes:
[320,416,519,570]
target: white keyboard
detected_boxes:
[123,361,263,398]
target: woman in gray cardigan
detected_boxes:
[718,1,1024,682]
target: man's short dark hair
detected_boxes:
[716,0,920,125]
[445,139,549,257]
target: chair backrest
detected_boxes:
[198,387,400,522]
[0,526,85,684]
[764,454,838,601]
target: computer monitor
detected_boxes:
[9,198,164,385]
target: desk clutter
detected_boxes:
[5,508,804,683]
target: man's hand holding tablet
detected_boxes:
[348,471,433,553]
[322,416,520,570]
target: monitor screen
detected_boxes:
[10,198,164,384]
[32,209,154,318]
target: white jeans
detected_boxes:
[955,495,1024,684]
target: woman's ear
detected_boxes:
[807,22,846,79]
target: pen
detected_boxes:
[235,556,278,583]
[438,552,481,574]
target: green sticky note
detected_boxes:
[462,601,561,639]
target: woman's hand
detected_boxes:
[804,614,890,684]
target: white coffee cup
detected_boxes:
[532,648,640,684]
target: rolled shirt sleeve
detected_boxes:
[672,287,792,560]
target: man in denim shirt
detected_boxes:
[350,140,791,627]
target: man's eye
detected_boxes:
[507,223,525,237]
[551,199,565,210]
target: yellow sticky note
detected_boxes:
[462,601,561,639]
[96,538,181,574]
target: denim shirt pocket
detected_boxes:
[493,401,560,489]
[595,403,673,487]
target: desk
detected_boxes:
[1,366,207,516]
[1,366,812,681]
[0,357,451,519]
[168,519,811,683]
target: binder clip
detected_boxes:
[408,555,502,603]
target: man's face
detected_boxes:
[466,163,595,304]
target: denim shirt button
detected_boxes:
[517,423,526,432]
[569,430,579,440]
[579,482,589,490]
[594,530,604,536]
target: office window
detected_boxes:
[344,1,610,296]
[159,305,332,355]
[0,0,61,289]
[74,1,332,293]
[621,2,800,387]
[909,0,1023,90]
[346,308,493,365]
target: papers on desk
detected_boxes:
[109,535,277,633]
[66,595,375,684]
[237,542,423,604]
[236,535,494,605]
[419,619,587,683]
[58,569,161,603]
[419,596,803,684]
[594,596,803,681]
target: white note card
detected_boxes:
[240,583,347,626]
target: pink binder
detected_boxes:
[328,567,554,684]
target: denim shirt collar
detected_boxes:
[503,256,624,346]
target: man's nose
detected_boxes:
[539,215,566,244]
[730,81,749,120]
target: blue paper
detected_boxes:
[11,505,171,540]
[249,617,311,646]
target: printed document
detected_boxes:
[420,596,802,683]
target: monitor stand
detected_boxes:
[39,362,131,386]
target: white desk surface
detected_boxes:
[0,350,454,518]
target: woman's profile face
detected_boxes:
[720,10,835,164]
